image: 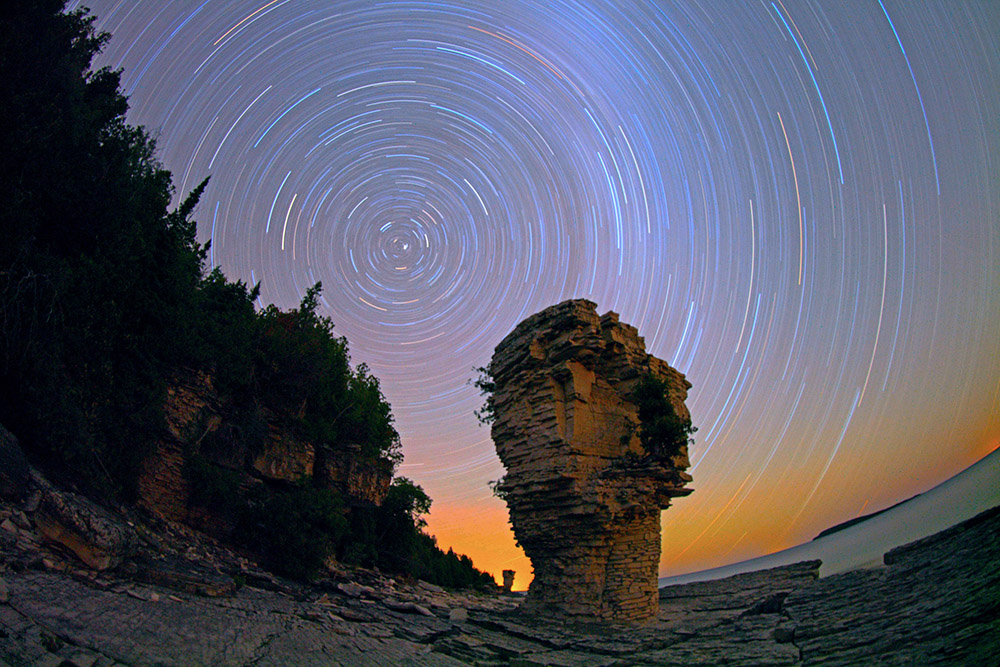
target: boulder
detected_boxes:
[336,582,375,598]
[384,600,434,616]
[34,486,137,570]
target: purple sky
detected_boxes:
[72,0,1000,583]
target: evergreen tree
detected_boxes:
[1,1,205,494]
[0,1,489,590]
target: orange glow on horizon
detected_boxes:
[418,413,999,589]
[423,499,533,591]
[424,434,1000,588]
[421,433,999,588]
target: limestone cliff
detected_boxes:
[490,299,693,621]
[137,370,392,533]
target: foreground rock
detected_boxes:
[1,431,138,572]
[137,370,393,539]
[783,505,1000,665]
[3,492,998,665]
[489,300,693,621]
[34,482,138,571]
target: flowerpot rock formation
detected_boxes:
[489,299,694,622]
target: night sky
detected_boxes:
[72,0,1000,588]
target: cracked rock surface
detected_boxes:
[2,493,998,664]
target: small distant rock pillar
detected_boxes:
[502,569,516,592]
[489,300,693,622]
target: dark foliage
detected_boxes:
[240,484,348,581]
[0,1,488,591]
[182,454,245,517]
[632,375,697,461]
[338,478,496,591]
[179,471,494,588]
[254,286,401,467]
[1,1,202,496]
[471,365,496,426]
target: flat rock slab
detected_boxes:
[2,572,456,667]
[784,504,1000,666]
[659,559,821,606]
[128,554,238,597]
[2,504,997,666]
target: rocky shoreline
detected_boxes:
[2,485,998,666]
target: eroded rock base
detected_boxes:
[490,300,694,622]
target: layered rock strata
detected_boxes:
[0,428,137,571]
[137,371,392,533]
[489,299,693,621]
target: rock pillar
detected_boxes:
[489,300,693,621]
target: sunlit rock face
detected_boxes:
[490,299,693,622]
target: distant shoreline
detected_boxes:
[660,446,1000,587]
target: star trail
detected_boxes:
[73,0,1000,585]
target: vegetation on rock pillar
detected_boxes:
[472,365,496,426]
[632,375,697,462]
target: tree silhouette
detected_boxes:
[0,1,490,589]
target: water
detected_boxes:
[659,447,1000,586]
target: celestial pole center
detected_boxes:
[75,0,1000,587]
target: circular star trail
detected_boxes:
[75,0,1000,582]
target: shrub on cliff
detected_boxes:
[632,375,696,461]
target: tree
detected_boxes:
[336,477,495,590]
[0,1,206,495]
